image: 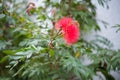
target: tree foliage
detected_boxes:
[0,0,119,80]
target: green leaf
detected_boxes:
[10,56,23,60]
[6,16,15,25]
[0,56,9,63]
[73,69,81,79]
[0,14,5,19]
[2,50,15,55]
[0,40,7,50]
[49,49,54,57]
[99,69,115,80]
[30,45,37,50]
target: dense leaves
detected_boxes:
[0,0,119,80]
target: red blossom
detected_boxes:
[55,17,80,45]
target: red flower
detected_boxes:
[55,17,80,45]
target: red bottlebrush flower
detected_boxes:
[55,17,80,45]
[55,17,73,29]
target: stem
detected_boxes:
[67,0,72,15]
[48,28,62,49]
[53,28,62,39]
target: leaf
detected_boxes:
[73,69,81,79]
[112,24,120,33]
[10,56,23,60]
[0,40,7,50]
[26,53,32,59]
[49,49,54,57]
[0,14,5,19]
[52,74,59,79]
[30,45,37,50]
[2,50,15,55]
[13,66,24,77]
[6,16,15,25]
[75,52,80,58]
[99,68,115,80]
[0,56,9,63]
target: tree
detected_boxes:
[0,0,119,80]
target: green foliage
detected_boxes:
[0,0,120,80]
[97,0,110,8]
[113,24,120,33]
